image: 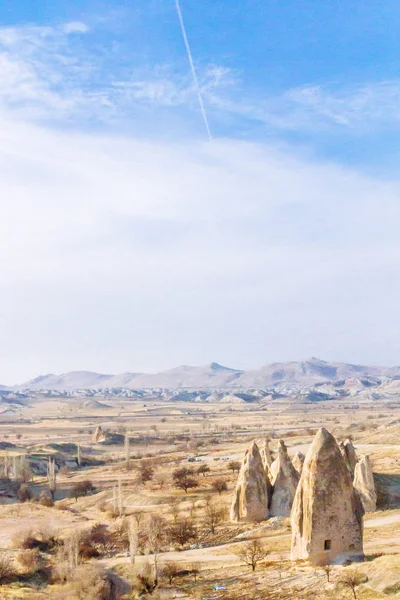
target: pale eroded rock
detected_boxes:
[230,440,270,522]
[354,455,377,512]
[270,440,299,517]
[291,428,364,566]
[292,451,305,475]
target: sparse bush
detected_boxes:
[211,478,228,495]
[17,548,41,573]
[38,489,54,507]
[167,518,197,548]
[0,551,14,585]
[161,561,180,584]
[138,461,155,484]
[70,564,111,600]
[69,480,94,501]
[197,464,210,477]
[17,483,32,503]
[228,461,241,474]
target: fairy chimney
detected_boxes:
[354,455,376,512]
[270,440,300,517]
[230,440,271,522]
[292,451,305,475]
[261,438,273,469]
[339,439,358,475]
[291,428,364,566]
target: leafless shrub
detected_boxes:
[0,551,14,585]
[17,548,41,573]
[70,564,111,600]
[337,568,367,599]
[234,540,269,572]
[17,483,32,503]
[161,561,180,584]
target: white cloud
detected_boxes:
[62,22,89,34]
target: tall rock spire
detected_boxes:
[291,428,364,565]
[354,455,377,512]
[270,440,299,517]
[230,440,270,522]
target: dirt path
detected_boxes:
[365,512,400,528]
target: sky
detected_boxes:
[2,0,400,383]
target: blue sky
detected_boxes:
[2,1,400,382]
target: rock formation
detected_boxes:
[92,426,105,443]
[292,451,305,475]
[270,440,300,517]
[354,455,377,512]
[339,439,358,474]
[260,438,273,469]
[291,428,364,566]
[230,440,271,522]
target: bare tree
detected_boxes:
[228,461,241,474]
[139,461,155,484]
[337,569,367,600]
[322,564,332,582]
[47,457,56,499]
[118,477,124,517]
[76,443,82,468]
[197,464,210,477]
[211,478,228,495]
[161,561,180,584]
[204,501,225,534]
[124,434,130,471]
[167,498,181,523]
[146,515,165,585]
[132,510,145,528]
[190,561,200,582]
[172,468,198,493]
[235,540,269,572]
[127,517,138,565]
[167,518,197,548]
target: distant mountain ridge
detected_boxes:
[13,358,400,391]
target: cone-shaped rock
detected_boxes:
[354,455,376,512]
[339,439,358,475]
[270,440,300,517]
[291,428,364,566]
[292,451,305,475]
[261,438,273,469]
[230,441,270,522]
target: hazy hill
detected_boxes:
[13,358,400,391]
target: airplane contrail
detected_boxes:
[175,0,212,141]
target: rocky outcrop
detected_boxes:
[92,426,105,443]
[230,441,270,522]
[291,428,364,566]
[261,438,273,469]
[339,439,358,474]
[292,451,305,475]
[354,455,376,512]
[270,440,300,517]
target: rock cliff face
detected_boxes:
[270,440,300,517]
[292,451,305,475]
[230,441,270,522]
[354,455,377,512]
[291,428,364,565]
